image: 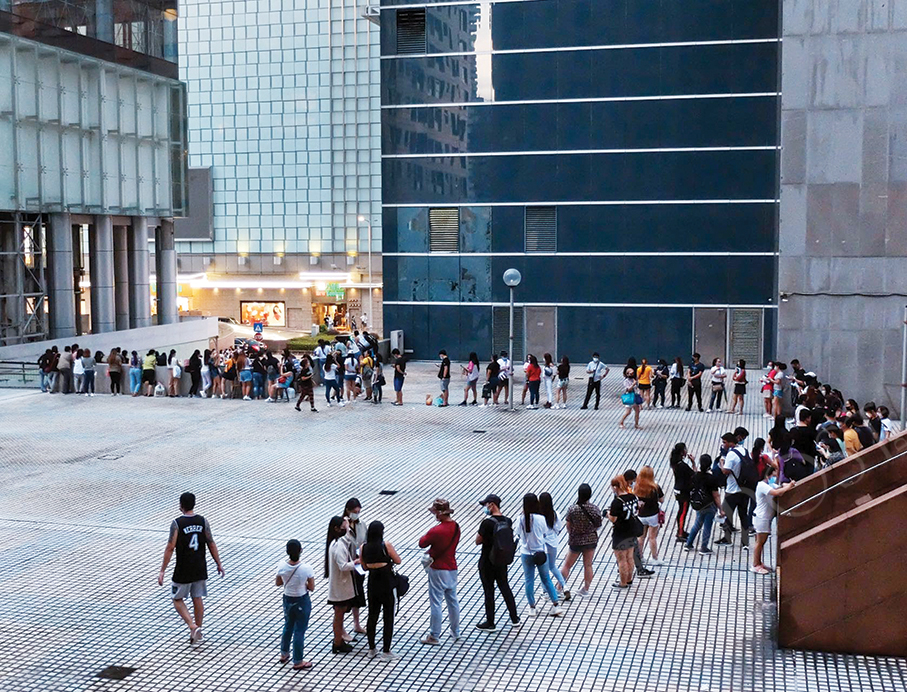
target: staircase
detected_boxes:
[776,431,907,657]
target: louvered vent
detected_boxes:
[396,10,426,55]
[429,208,460,252]
[493,307,525,362]
[525,207,557,252]
[730,309,763,365]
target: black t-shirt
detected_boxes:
[556,362,570,379]
[637,485,664,517]
[609,493,639,544]
[478,515,511,565]
[789,426,817,459]
[689,362,706,379]
[672,462,695,496]
[856,425,875,448]
[171,514,210,584]
[438,357,451,379]
[869,417,882,438]
[394,357,406,376]
[487,360,501,378]
[690,471,721,508]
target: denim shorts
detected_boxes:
[393,375,404,392]
[240,370,252,383]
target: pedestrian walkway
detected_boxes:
[0,368,903,692]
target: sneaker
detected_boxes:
[326,402,332,407]
[379,652,400,661]
[650,558,667,566]
[510,617,521,628]
[420,634,440,646]
[528,606,538,617]
[191,626,204,643]
[611,582,629,590]
[576,586,590,597]
[675,535,687,542]
[562,590,571,601]
[331,642,353,654]
[548,605,564,617]
[367,648,378,659]
[699,548,713,555]
[475,621,496,631]
[684,543,694,552]
[714,538,732,546]
[637,568,656,578]
[310,408,318,413]
[243,396,251,401]
[742,545,750,552]
[469,401,478,406]
[458,401,468,407]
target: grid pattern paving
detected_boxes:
[0,365,905,692]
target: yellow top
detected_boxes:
[637,365,653,385]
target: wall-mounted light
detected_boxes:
[780,292,790,303]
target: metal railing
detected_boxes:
[0,361,41,389]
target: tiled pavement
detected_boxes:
[0,365,905,692]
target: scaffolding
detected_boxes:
[0,212,48,346]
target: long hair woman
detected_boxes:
[669,356,684,408]
[460,352,480,406]
[538,492,569,599]
[106,348,122,396]
[188,349,202,398]
[324,516,357,654]
[728,359,747,413]
[555,356,570,409]
[323,354,343,406]
[525,354,542,409]
[635,466,665,566]
[360,521,402,660]
[619,366,641,429]
[559,483,602,596]
[343,498,367,637]
[541,353,556,408]
[608,475,638,589]
[669,443,695,541]
[517,493,562,617]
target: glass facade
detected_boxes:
[176,0,381,257]
[381,0,780,363]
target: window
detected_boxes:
[525,207,557,252]
[396,9,426,55]
[429,208,459,252]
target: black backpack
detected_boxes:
[689,477,712,511]
[783,450,813,482]
[489,518,516,566]
[730,448,760,493]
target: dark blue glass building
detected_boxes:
[380,0,779,365]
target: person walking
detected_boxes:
[607,475,639,589]
[419,499,461,645]
[653,358,669,408]
[635,466,665,565]
[538,492,569,599]
[669,356,685,408]
[392,348,406,406]
[276,539,315,669]
[560,483,602,596]
[728,359,747,413]
[707,357,727,413]
[525,354,542,409]
[325,516,358,654]
[187,350,202,398]
[517,494,563,617]
[751,465,795,574]
[669,443,695,542]
[474,494,520,631]
[581,353,609,410]
[555,356,571,409]
[294,357,317,412]
[637,358,654,408]
[360,521,402,661]
[686,353,705,412]
[684,455,724,554]
[619,366,642,429]
[80,348,96,396]
[459,352,480,406]
[344,499,368,638]
[437,350,452,407]
[157,492,225,643]
[106,348,122,396]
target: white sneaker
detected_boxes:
[326,402,332,407]
[367,648,378,659]
[266,398,275,402]
[243,396,251,401]
[529,606,538,617]
[576,586,590,597]
[89,392,94,397]
[379,651,400,661]
[548,605,564,617]
[191,626,204,642]
[338,401,346,407]
[650,559,667,566]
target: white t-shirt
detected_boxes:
[711,366,727,384]
[276,559,314,597]
[323,363,337,381]
[542,512,563,548]
[73,358,84,375]
[498,358,511,380]
[754,481,776,521]
[724,446,744,494]
[587,361,606,381]
[517,513,548,555]
[880,418,895,440]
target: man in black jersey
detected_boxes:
[158,492,225,642]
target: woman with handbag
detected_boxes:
[343,499,368,638]
[517,494,563,617]
[707,357,727,412]
[360,521,402,661]
[276,538,315,670]
[325,516,359,654]
[560,483,603,596]
[635,466,666,566]
[608,475,640,589]
[619,366,642,429]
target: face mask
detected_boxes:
[348,512,359,521]
[593,357,599,363]
[483,507,492,516]
[768,477,778,488]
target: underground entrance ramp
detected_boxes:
[776,431,907,657]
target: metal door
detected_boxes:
[693,308,727,364]
[525,307,557,360]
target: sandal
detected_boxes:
[292,661,313,670]
[279,654,289,664]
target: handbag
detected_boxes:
[657,509,666,526]
[621,392,635,405]
[711,383,723,392]
[393,571,410,600]
[532,551,547,566]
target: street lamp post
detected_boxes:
[357,215,374,329]
[503,268,522,412]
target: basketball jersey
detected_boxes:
[172,514,209,584]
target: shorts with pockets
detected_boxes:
[639,514,660,528]
[753,516,772,534]
[171,580,207,600]
[240,370,252,383]
[439,377,450,392]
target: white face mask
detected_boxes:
[348,512,359,521]
[593,357,599,363]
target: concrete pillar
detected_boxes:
[88,215,116,333]
[0,221,24,344]
[155,218,179,325]
[48,213,77,339]
[95,0,114,43]
[113,224,131,330]
[128,217,152,328]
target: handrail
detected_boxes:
[780,446,907,516]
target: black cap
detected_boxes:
[479,494,502,507]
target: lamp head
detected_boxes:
[503,268,522,287]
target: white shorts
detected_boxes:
[171,580,207,600]
[639,514,660,528]
[753,517,772,534]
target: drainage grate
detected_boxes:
[378,490,398,496]
[97,666,136,680]
[473,430,486,434]
[97,454,124,461]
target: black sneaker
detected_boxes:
[310,408,318,413]
[714,539,732,546]
[699,548,713,555]
[458,401,468,406]
[475,621,496,631]
[675,535,687,542]
[469,401,478,406]
[637,568,656,578]
[684,544,694,552]
[332,642,353,654]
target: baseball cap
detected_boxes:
[429,498,453,516]
[479,494,501,507]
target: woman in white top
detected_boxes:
[619,366,642,429]
[541,353,556,409]
[322,354,343,407]
[276,538,316,669]
[707,357,727,413]
[751,465,795,574]
[459,352,480,406]
[168,349,181,397]
[73,351,85,394]
[538,492,569,599]
[343,352,359,402]
[518,494,563,617]
[343,498,368,637]
[325,516,358,654]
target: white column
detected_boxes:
[113,224,131,330]
[89,215,116,333]
[48,213,77,339]
[155,219,179,325]
[128,217,152,328]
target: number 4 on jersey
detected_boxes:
[189,533,199,551]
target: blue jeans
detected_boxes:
[686,504,718,551]
[81,370,95,393]
[546,545,567,589]
[427,568,460,639]
[252,372,264,398]
[281,594,311,664]
[130,367,142,394]
[39,371,49,392]
[324,380,341,402]
[520,553,558,607]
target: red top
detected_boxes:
[526,363,541,382]
[418,521,460,570]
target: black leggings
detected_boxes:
[189,371,201,397]
[109,371,121,394]
[653,380,666,406]
[366,587,395,653]
[670,379,684,406]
